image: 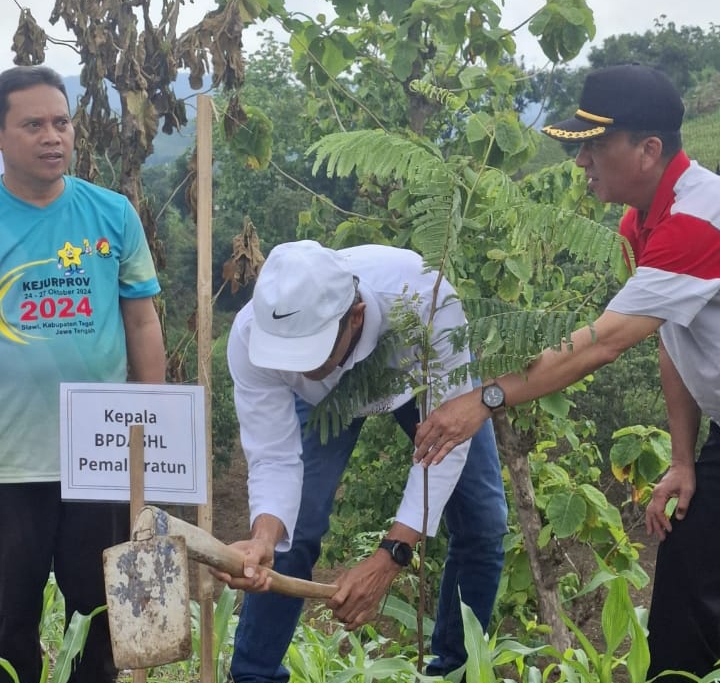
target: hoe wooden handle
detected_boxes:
[133,506,338,600]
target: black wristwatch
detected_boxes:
[379,538,413,567]
[481,382,506,411]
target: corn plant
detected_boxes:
[544,575,649,683]
[190,585,240,683]
[541,570,720,683]
[1,574,103,683]
[459,602,549,683]
[136,585,240,683]
[0,660,19,683]
[286,622,437,683]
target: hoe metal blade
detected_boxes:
[103,535,192,670]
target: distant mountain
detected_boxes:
[63,74,212,165]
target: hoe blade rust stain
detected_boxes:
[103,535,192,669]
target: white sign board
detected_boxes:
[60,383,207,504]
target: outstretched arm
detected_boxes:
[414,310,663,464]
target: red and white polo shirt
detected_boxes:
[607,152,720,422]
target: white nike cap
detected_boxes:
[249,240,356,372]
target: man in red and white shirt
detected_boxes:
[415,64,720,679]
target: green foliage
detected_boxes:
[309,130,445,189]
[519,132,571,176]
[49,608,107,683]
[570,337,665,456]
[207,331,241,472]
[380,595,437,639]
[225,105,274,171]
[285,626,348,683]
[539,22,720,128]
[2,574,104,683]
[212,35,318,259]
[309,294,433,442]
[280,0,596,140]
[320,416,416,563]
[460,603,548,682]
[307,127,629,385]
[0,660,19,683]
[450,301,578,374]
[140,3,719,676]
[498,422,649,628]
[33,572,720,683]
[685,69,720,119]
[299,572,653,683]
[40,577,67,661]
[304,58,647,640]
[683,108,720,171]
[156,205,199,329]
[547,575,649,683]
[286,622,434,683]
[528,0,596,64]
[610,425,671,506]
[587,20,720,95]
[164,326,237,471]
[189,586,240,683]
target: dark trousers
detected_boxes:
[0,483,129,683]
[648,421,720,680]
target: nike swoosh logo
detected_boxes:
[272,309,300,319]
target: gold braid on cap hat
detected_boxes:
[542,125,607,139]
[542,108,614,140]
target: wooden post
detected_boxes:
[129,424,147,683]
[195,93,215,683]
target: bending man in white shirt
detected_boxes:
[215,240,508,682]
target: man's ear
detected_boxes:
[350,302,366,329]
[641,136,664,169]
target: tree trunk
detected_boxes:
[492,412,573,652]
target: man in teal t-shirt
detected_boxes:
[0,66,166,683]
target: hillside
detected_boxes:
[683,109,720,171]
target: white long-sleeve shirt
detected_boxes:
[226,245,476,550]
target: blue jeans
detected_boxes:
[229,399,508,682]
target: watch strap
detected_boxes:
[379,538,412,567]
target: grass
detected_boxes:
[683,108,720,171]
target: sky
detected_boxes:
[1,0,717,75]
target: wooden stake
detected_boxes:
[195,93,215,683]
[129,424,147,683]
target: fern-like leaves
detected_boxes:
[307,128,632,397]
[308,292,444,443]
[308,130,449,192]
[473,169,632,284]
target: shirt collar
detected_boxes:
[342,282,382,368]
[644,151,690,228]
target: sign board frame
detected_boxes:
[60,382,207,505]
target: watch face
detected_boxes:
[380,538,413,566]
[392,542,413,567]
[482,384,505,409]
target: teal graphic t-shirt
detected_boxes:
[0,176,160,482]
